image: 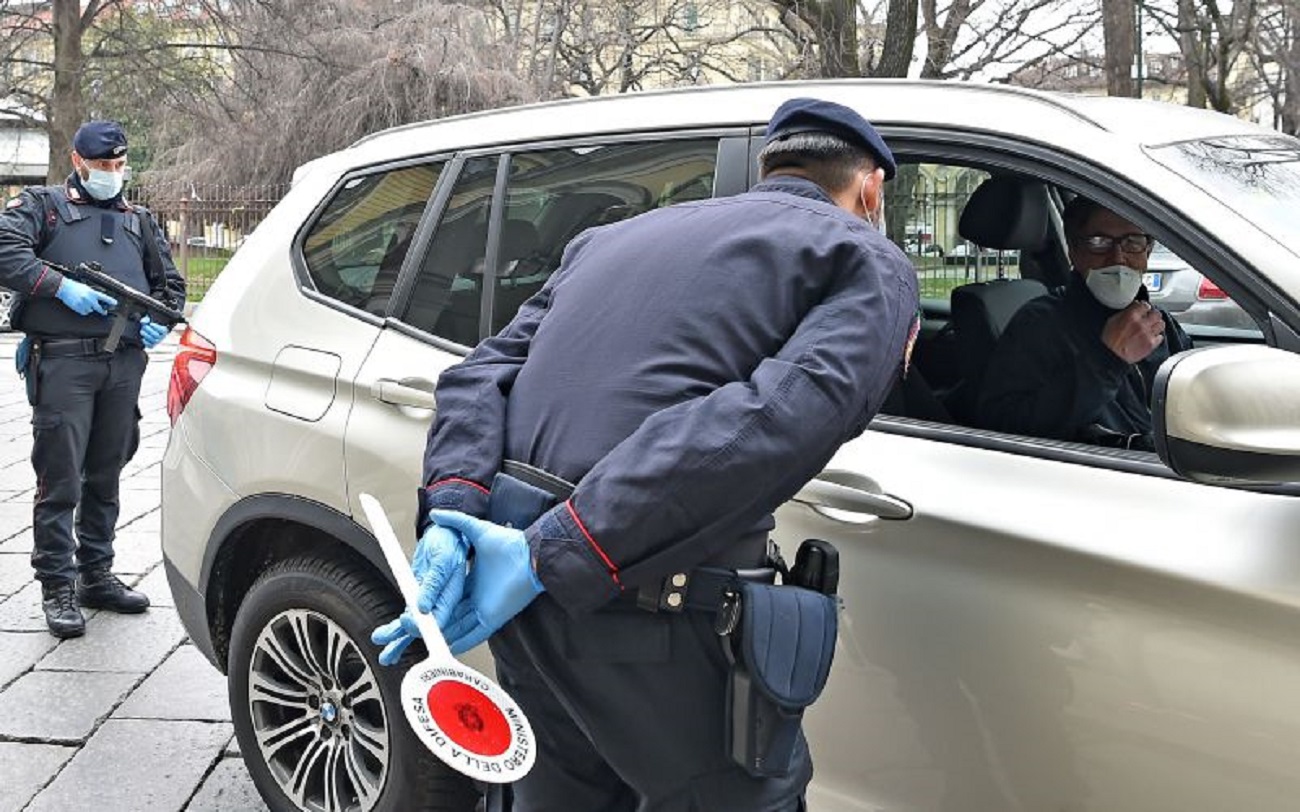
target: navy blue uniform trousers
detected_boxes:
[29,345,145,584]
[487,597,810,812]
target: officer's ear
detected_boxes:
[859,166,886,220]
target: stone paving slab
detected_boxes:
[0,741,75,812]
[134,565,174,608]
[0,670,139,742]
[0,581,56,631]
[187,755,271,812]
[111,531,162,575]
[114,644,231,722]
[0,527,32,553]
[25,718,233,812]
[0,497,33,532]
[0,630,57,689]
[0,551,31,598]
[37,605,185,673]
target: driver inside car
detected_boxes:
[975,195,1192,450]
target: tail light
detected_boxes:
[1197,276,1228,301]
[168,326,217,426]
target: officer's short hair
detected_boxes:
[757,132,878,195]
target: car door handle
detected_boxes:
[793,469,912,520]
[370,379,437,410]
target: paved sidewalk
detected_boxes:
[0,331,270,812]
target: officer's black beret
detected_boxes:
[764,98,896,180]
[72,121,128,160]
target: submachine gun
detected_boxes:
[51,260,186,352]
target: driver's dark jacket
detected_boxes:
[0,176,185,340]
[417,176,920,613]
[976,273,1192,449]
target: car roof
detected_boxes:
[331,79,1267,175]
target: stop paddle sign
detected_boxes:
[361,493,536,783]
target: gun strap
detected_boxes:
[134,206,168,299]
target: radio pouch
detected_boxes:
[725,581,837,777]
[486,471,561,530]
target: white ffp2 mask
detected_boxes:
[1085,264,1142,309]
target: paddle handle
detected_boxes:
[359,493,454,661]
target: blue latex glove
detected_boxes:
[139,316,169,349]
[370,523,468,667]
[429,510,545,655]
[371,612,421,666]
[55,278,116,316]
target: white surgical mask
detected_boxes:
[1085,264,1142,309]
[82,168,124,201]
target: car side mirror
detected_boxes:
[1153,345,1300,485]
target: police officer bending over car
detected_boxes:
[372,98,919,811]
[0,121,185,639]
[977,196,1192,450]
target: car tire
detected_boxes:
[228,554,481,812]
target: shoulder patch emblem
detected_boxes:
[5,197,23,209]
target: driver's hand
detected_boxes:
[1102,300,1165,364]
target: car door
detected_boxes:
[344,133,747,548]
[784,142,1300,812]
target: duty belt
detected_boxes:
[35,337,116,358]
[500,459,776,615]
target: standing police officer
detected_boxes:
[374,98,919,810]
[0,120,185,638]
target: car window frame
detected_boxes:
[829,126,1300,495]
[380,127,751,350]
[290,152,452,327]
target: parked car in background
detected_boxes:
[0,287,11,331]
[945,241,1017,266]
[1145,241,1255,331]
[162,80,1300,812]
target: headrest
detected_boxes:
[958,177,1050,251]
[499,219,539,262]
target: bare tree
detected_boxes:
[768,0,862,77]
[919,0,1095,82]
[1102,0,1137,96]
[1143,0,1258,112]
[483,0,804,95]
[1251,0,1300,133]
[145,0,535,187]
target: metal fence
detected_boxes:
[129,181,288,300]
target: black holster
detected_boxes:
[19,336,39,406]
[721,554,838,778]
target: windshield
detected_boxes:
[1148,134,1300,257]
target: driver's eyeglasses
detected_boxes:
[1081,233,1153,255]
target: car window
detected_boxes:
[491,138,720,333]
[301,163,442,314]
[884,163,1019,304]
[1146,242,1258,334]
[401,156,497,344]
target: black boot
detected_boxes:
[76,569,150,614]
[41,581,86,639]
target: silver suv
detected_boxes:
[163,80,1300,812]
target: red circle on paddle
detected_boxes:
[427,679,512,756]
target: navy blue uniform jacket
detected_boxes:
[420,176,920,613]
[0,178,185,339]
[977,273,1192,449]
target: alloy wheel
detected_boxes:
[248,608,391,812]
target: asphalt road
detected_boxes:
[0,330,271,812]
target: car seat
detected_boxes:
[945,177,1054,424]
